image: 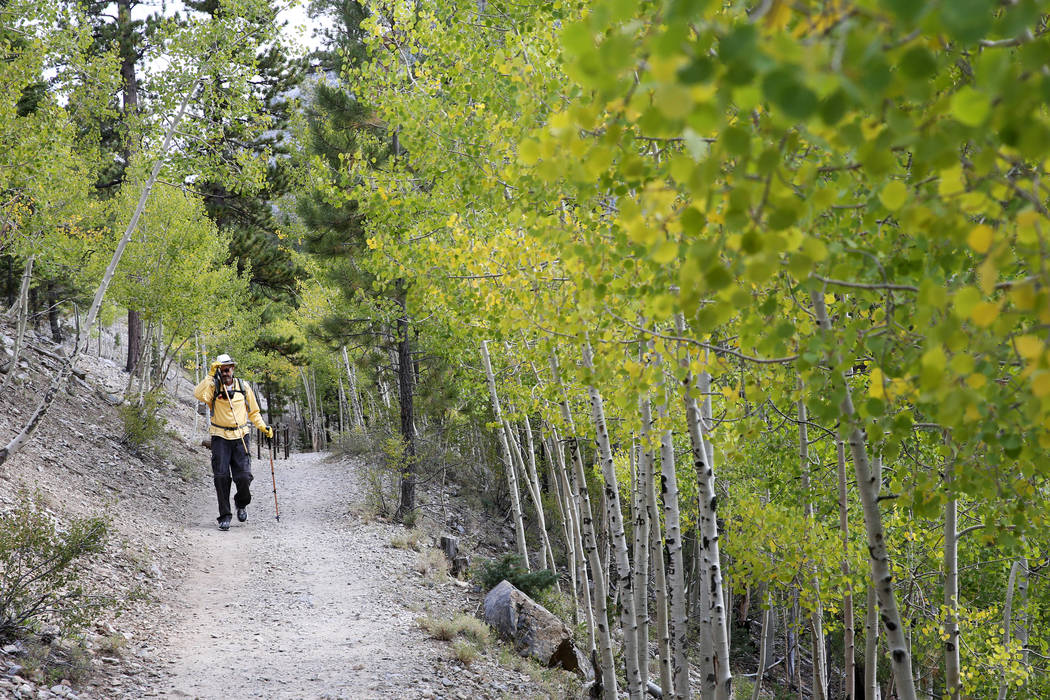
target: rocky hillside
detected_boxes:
[0,321,581,699]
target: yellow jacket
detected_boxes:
[194,376,267,440]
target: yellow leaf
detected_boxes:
[1011,283,1036,310]
[868,367,886,399]
[964,403,980,422]
[879,181,909,211]
[938,166,966,197]
[1014,335,1043,360]
[970,301,1000,328]
[977,258,998,295]
[1017,209,1042,244]
[651,240,680,264]
[967,224,993,253]
[966,373,987,389]
[1033,371,1050,397]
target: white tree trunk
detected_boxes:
[642,389,673,698]
[520,413,558,577]
[0,75,203,469]
[838,440,856,700]
[998,557,1028,700]
[582,340,642,699]
[865,580,880,700]
[799,397,828,700]
[675,318,730,700]
[944,453,960,700]
[751,587,772,700]
[1,255,33,392]
[811,289,917,700]
[654,356,691,700]
[341,345,365,428]
[550,350,617,698]
[480,341,530,567]
[634,402,653,689]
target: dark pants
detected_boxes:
[211,435,253,521]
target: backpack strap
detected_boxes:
[210,377,247,411]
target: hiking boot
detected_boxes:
[218,516,231,531]
[237,507,247,523]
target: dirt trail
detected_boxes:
[143,450,440,700]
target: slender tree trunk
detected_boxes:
[634,399,653,690]
[341,345,365,428]
[395,303,416,518]
[999,557,1028,700]
[838,440,856,700]
[799,396,828,700]
[675,317,730,700]
[640,375,672,697]
[550,425,594,650]
[582,340,642,699]
[45,280,61,343]
[810,290,917,700]
[481,341,529,566]
[751,586,772,700]
[944,449,960,700]
[654,365,691,699]
[520,414,557,576]
[550,351,617,698]
[1,255,33,392]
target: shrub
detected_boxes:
[390,528,425,551]
[118,389,168,447]
[452,639,478,665]
[0,497,109,642]
[477,553,558,600]
[330,425,379,459]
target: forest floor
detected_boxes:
[0,322,579,700]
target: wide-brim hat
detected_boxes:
[215,353,236,366]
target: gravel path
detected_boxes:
[145,450,447,700]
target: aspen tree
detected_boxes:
[582,339,642,698]
[480,340,529,567]
[550,350,617,698]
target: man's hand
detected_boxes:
[209,360,222,376]
[263,425,274,439]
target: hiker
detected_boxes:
[193,353,274,531]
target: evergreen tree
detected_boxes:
[181,0,305,306]
[298,0,422,519]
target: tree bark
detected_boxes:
[395,305,415,519]
[519,413,558,577]
[798,396,828,700]
[550,350,617,698]
[944,449,960,700]
[582,339,642,699]
[652,352,691,700]
[676,317,730,700]
[481,340,529,565]
[751,586,772,700]
[810,289,917,700]
[45,280,62,343]
[838,440,856,700]
[1,255,33,392]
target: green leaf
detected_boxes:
[879,181,909,211]
[899,46,937,80]
[950,87,991,127]
[561,22,594,57]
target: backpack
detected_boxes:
[211,376,249,412]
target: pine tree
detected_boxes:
[298,0,421,519]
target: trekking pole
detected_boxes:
[269,434,281,522]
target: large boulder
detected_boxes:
[483,580,592,680]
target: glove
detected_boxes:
[209,360,222,376]
[263,425,274,439]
